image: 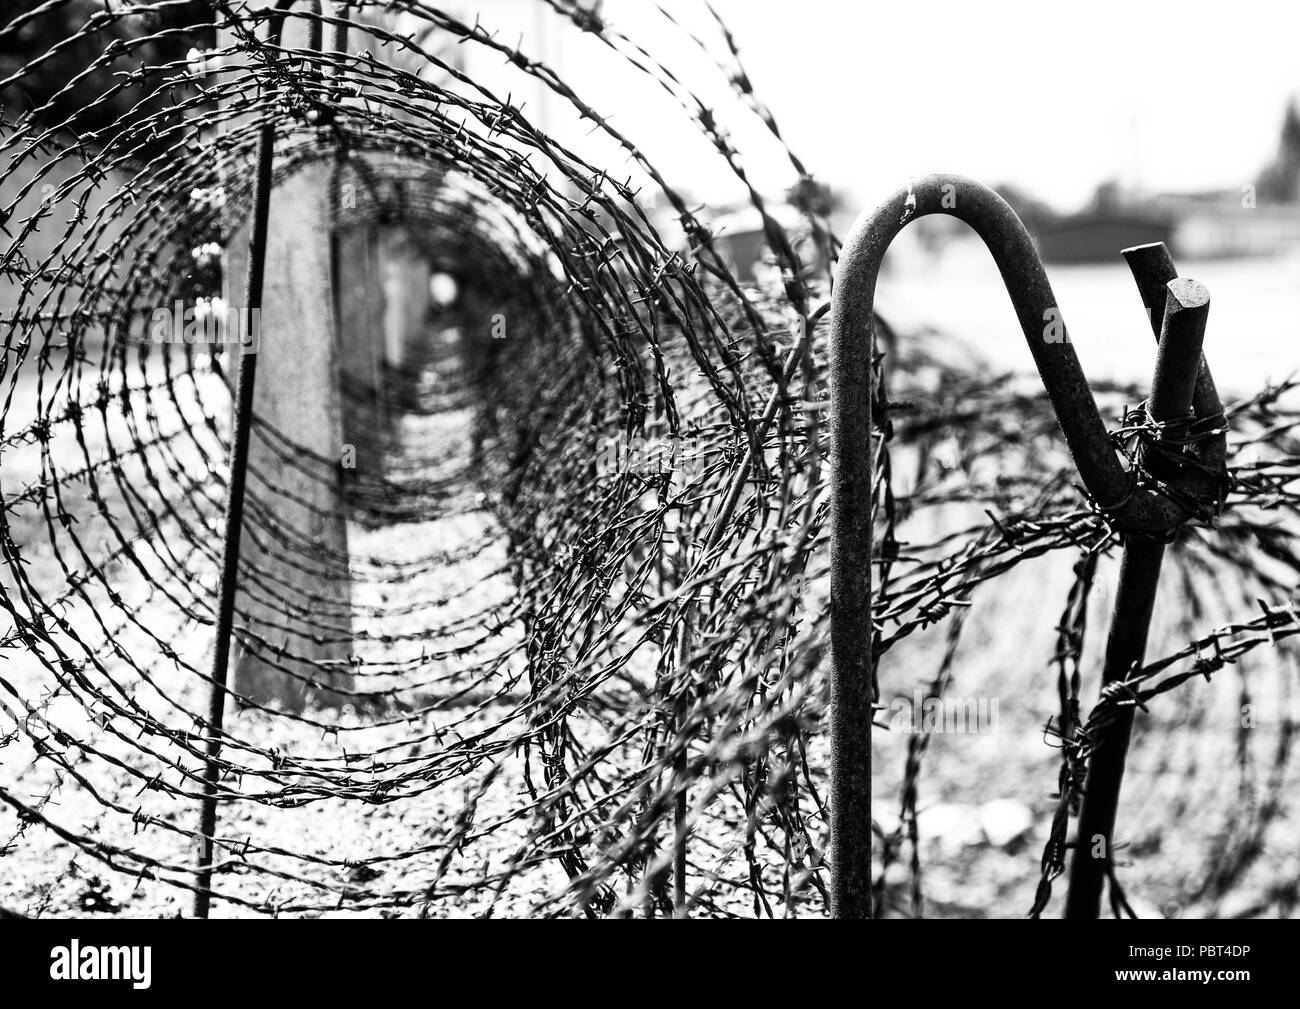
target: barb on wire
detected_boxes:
[0,1,1298,920]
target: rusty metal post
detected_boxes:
[1064,278,1211,918]
[829,176,1225,918]
[829,250,879,918]
[195,113,274,921]
[1123,243,1225,441]
[195,0,322,920]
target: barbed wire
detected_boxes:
[1,0,1299,918]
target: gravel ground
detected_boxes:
[3,336,1297,919]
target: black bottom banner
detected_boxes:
[0,917,1285,997]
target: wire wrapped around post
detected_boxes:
[828,175,1227,918]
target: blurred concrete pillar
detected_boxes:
[379,227,430,372]
[335,224,387,476]
[218,8,354,712]
[404,252,430,364]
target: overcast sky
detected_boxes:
[507,0,1300,213]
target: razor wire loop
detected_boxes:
[668,299,829,916]
[1,2,1296,921]
[0,0,842,915]
[828,174,1229,917]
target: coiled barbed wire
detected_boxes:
[2,0,1299,918]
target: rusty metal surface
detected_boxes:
[829,177,1229,917]
[1,4,1294,921]
[1065,271,1215,919]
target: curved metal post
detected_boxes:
[828,174,1224,918]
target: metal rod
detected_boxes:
[828,176,1224,918]
[194,119,274,920]
[1122,243,1224,424]
[194,0,311,920]
[1064,278,1210,919]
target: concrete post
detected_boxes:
[379,227,430,374]
[218,9,354,712]
[335,223,387,476]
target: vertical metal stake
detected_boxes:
[828,291,875,919]
[193,119,275,920]
[1064,277,1210,918]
